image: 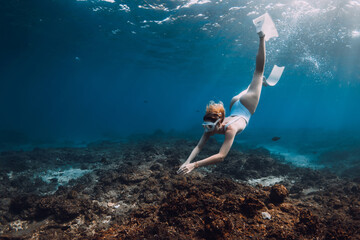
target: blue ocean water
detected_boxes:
[1,0,360,172]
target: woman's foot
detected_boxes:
[253,13,278,41]
[258,31,265,38]
[262,76,269,87]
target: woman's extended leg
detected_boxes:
[240,36,265,114]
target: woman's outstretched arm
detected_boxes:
[177,129,237,175]
[177,133,210,173]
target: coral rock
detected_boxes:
[241,196,265,217]
[269,184,288,204]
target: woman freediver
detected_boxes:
[177,13,285,175]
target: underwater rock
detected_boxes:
[349,206,360,220]
[0,153,30,172]
[296,209,320,235]
[118,172,148,184]
[289,184,303,194]
[269,184,288,204]
[241,196,266,217]
[203,212,233,239]
[331,198,343,209]
[149,163,162,171]
[67,190,78,199]
[279,203,299,216]
[9,195,39,218]
[9,192,105,224]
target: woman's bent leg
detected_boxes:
[240,36,266,114]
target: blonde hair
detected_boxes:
[204,100,225,122]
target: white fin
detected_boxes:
[264,65,285,86]
[253,13,279,41]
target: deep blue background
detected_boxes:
[1,0,360,148]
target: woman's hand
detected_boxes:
[177,163,196,175]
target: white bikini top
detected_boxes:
[224,116,245,132]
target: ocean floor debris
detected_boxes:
[39,168,92,186]
[0,137,359,239]
[247,175,288,187]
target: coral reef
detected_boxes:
[0,137,359,239]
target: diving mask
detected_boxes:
[202,118,221,133]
